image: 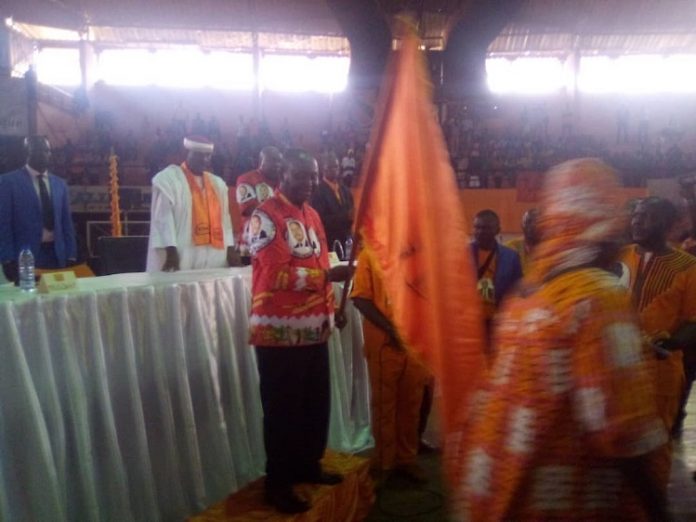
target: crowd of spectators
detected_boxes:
[48,110,368,188]
[443,104,696,189]
[46,102,696,189]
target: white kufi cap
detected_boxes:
[183,135,214,153]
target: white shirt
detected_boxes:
[26,164,51,197]
[25,164,54,243]
[146,165,235,272]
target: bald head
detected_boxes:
[259,146,283,181]
[280,149,319,206]
[24,136,52,173]
[631,197,679,251]
[522,208,540,246]
[473,209,501,250]
[320,151,340,182]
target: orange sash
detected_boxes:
[181,163,224,249]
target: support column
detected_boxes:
[0,25,11,78]
[252,30,261,121]
[25,66,38,135]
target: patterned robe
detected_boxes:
[457,268,667,521]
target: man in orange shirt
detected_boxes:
[352,248,431,484]
[674,179,696,435]
[235,146,283,253]
[457,159,668,522]
[505,208,540,275]
[621,197,696,491]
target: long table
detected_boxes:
[0,268,371,521]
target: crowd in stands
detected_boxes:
[444,104,696,188]
[46,101,696,189]
[49,111,368,188]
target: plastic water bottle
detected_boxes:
[344,236,353,261]
[18,248,36,292]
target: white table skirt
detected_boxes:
[0,268,371,521]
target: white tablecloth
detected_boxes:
[0,268,371,521]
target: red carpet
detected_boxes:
[189,451,375,521]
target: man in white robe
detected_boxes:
[146,136,239,272]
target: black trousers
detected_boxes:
[36,241,60,269]
[255,343,330,489]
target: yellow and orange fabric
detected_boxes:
[352,249,430,471]
[181,162,224,249]
[455,159,667,521]
[620,244,696,489]
[189,451,374,522]
[504,237,531,274]
[457,269,666,521]
[350,28,485,485]
[526,159,628,287]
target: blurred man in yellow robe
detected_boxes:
[457,160,668,521]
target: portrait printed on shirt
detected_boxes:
[477,277,496,304]
[249,210,276,255]
[286,219,314,258]
[236,183,256,204]
[255,182,273,203]
[307,227,321,256]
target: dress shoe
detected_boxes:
[264,486,310,514]
[304,471,343,485]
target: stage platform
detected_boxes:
[189,451,375,521]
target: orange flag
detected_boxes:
[352,30,486,484]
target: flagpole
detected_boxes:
[334,83,395,323]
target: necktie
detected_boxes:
[38,174,54,231]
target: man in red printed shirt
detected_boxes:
[236,146,283,253]
[249,149,350,514]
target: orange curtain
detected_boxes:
[352,28,486,485]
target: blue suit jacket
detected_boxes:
[470,242,523,305]
[0,167,77,268]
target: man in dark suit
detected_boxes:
[0,136,77,280]
[310,152,354,255]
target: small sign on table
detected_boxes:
[38,271,78,294]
